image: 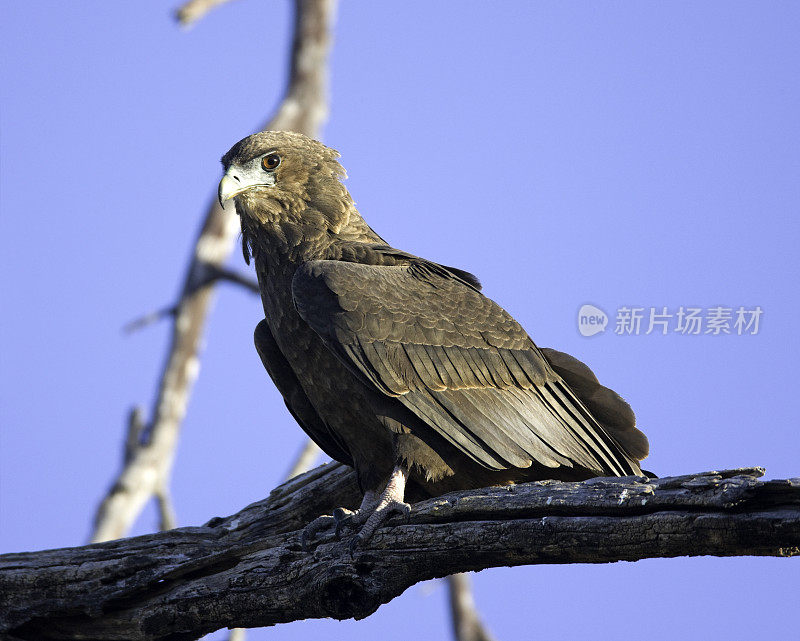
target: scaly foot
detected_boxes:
[301,467,412,552]
[349,498,410,553]
[349,466,410,552]
[300,514,337,550]
[332,489,379,538]
[300,489,381,550]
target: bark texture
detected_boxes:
[2,466,797,641]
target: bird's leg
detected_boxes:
[300,489,382,549]
[332,489,380,538]
[300,488,384,549]
[301,467,411,550]
[300,513,337,550]
[349,465,411,551]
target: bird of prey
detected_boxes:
[218,131,649,546]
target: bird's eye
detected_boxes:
[261,153,281,171]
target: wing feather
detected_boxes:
[402,343,445,390]
[254,320,352,466]
[292,259,645,476]
[541,347,649,461]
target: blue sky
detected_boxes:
[1,2,798,639]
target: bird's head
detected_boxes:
[218,130,347,221]
[218,131,379,264]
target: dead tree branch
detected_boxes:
[448,573,496,641]
[226,438,321,641]
[285,439,322,479]
[122,264,259,334]
[175,0,238,27]
[3,466,797,641]
[91,0,336,543]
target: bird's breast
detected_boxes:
[255,259,395,476]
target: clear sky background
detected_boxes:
[1,2,798,640]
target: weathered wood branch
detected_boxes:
[123,264,260,334]
[175,0,238,28]
[3,466,797,641]
[447,573,496,641]
[91,0,336,543]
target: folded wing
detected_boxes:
[292,259,645,476]
[254,319,353,466]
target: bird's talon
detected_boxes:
[333,507,356,539]
[387,500,411,521]
[348,534,364,555]
[300,514,335,551]
[333,507,355,525]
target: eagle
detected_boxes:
[218,131,649,546]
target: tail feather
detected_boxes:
[541,347,650,462]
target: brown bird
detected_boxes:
[218,131,649,547]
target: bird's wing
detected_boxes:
[292,260,643,475]
[540,348,649,460]
[254,320,353,466]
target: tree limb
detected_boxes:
[285,439,321,480]
[122,264,260,334]
[91,0,336,543]
[175,0,238,28]
[3,466,797,641]
[447,573,496,641]
[226,438,321,641]
[154,487,177,532]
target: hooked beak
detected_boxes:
[218,167,277,208]
[218,172,244,208]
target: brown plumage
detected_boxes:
[219,131,649,544]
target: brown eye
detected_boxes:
[261,153,281,171]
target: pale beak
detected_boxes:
[218,173,244,207]
[218,167,276,208]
